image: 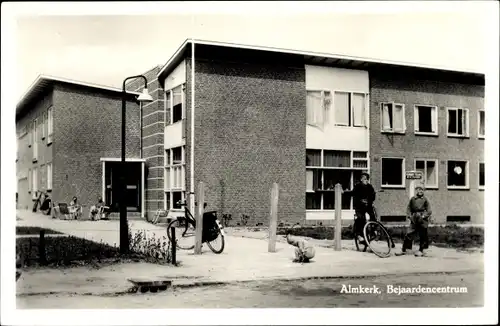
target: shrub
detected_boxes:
[16,226,62,235]
[276,224,483,249]
[16,229,173,268]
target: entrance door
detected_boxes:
[104,162,142,212]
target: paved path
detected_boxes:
[16,210,483,296]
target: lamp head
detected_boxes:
[137,88,154,103]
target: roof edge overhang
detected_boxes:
[157,38,484,88]
[16,75,142,118]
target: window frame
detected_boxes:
[414,158,439,189]
[380,157,406,189]
[46,162,53,191]
[478,162,485,190]
[306,89,331,128]
[333,91,368,128]
[305,149,369,211]
[169,84,185,125]
[380,102,406,134]
[414,104,439,136]
[478,110,485,139]
[33,119,38,161]
[47,106,53,145]
[446,160,470,190]
[446,107,470,138]
[164,145,186,211]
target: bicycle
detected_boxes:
[352,199,396,258]
[166,200,225,254]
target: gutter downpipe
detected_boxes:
[190,39,195,215]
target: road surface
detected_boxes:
[17,271,483,308]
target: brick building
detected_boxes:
[155,39,485,225]
[16,40,485,225]
[16,76,145,217]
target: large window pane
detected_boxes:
[172,192,182,209]
[382,158,404,186]
[306,193,321,210]
[352,93,365,127]
[426,160,437,186]
[334,92,350,126]
[448,109,457,134]
[381,103,393,130]
[479,111,485,136]
[306,149,321,166]
[172,86,183,123]
[479,163,485,187]
[172,147,182,164]
[306,91,323,126]
[324,150,350,168]
[447,161,467,187]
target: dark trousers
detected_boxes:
[403,221,429,252]
[354,205,376,236]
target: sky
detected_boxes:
[11,2,492,101]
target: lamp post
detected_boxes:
[120,75,153,254]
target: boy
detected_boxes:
[286,230,316,263]
[396,183,432,257]
[344,172,377,244]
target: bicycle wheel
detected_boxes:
[167,218,195,250]
[363,221,392,258]
[206,229,225,254]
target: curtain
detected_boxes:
[352,93,365,127]
[306,170,314,191]
[307,91,323,127]
[334,92,350,125]
[393,104,404,132]
[324,150,351,167]
[382,104,392,130]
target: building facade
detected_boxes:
[16,40,485,226]
[16,76,144,217]
[155,40,485,225]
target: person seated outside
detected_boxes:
[89,197,110,221]
[343,173,377,245]
[39,192,52,215]
[68,196,83,220]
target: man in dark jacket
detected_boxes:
[344,173,377,244]
[396,183,432,257]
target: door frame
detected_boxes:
[100,157,146,218]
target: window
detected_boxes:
[172,192,183,209]
[447,160,469,188]
[478,110,485,138]
[306,90,331,127]
[381,158,405,187]
[415,159,438,189]
[306,149,369,210]
[41,112,46,139]
[447,108,469,137]
[47,106,53,144]
[172,85,183,123]
[28,168,32,192]
[32,167,38,193]
[414,105,438,135]
[33,119,38,161]
[164,146,186,209]
[381,102,405,133]
[479,162,484,190]
[47,163,52,190]
[28,122,32,147]
[334,92,367,127]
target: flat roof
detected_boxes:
[16,75,141,118]
[157,38,484,87]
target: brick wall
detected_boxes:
[190,56,306,226]
[16,92,54,209]
[51,85,141,214]
[126,66,166,219]
[369,75,485,223]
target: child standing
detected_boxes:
[396,184,432,257]
[286,229,316,263]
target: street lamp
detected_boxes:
[120,75,153,254]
